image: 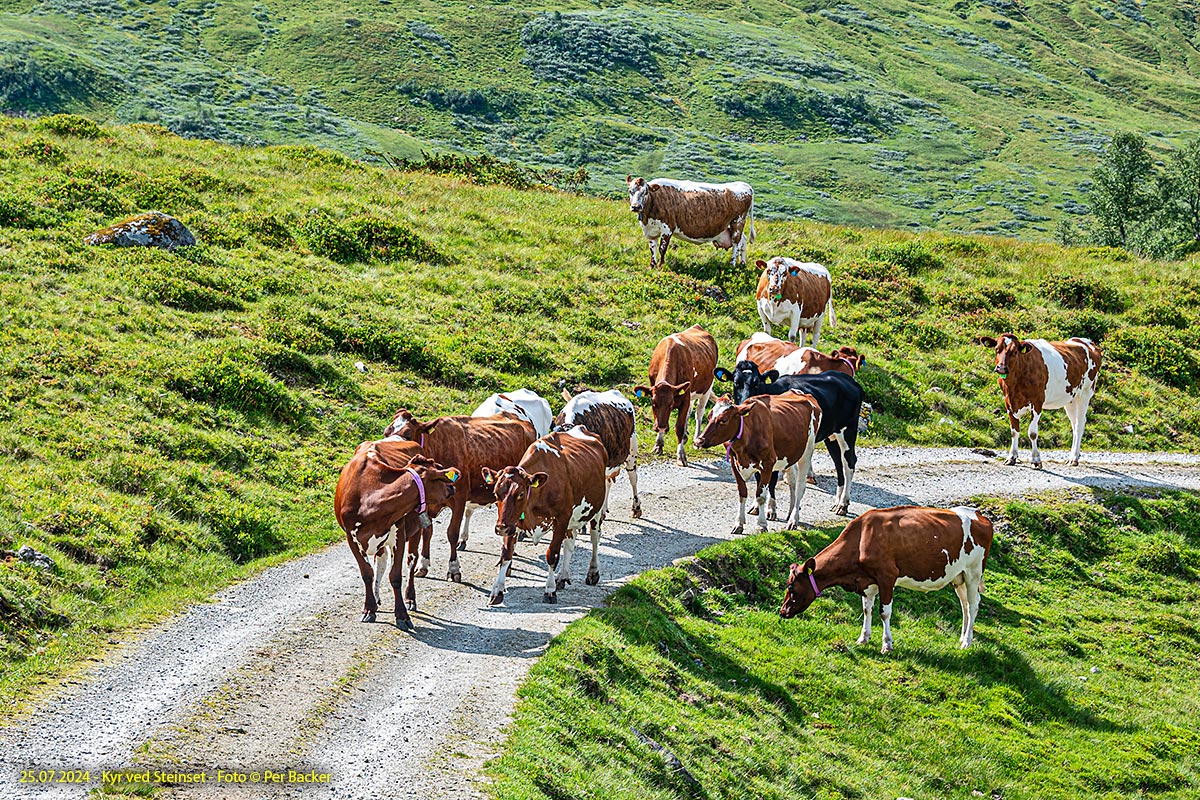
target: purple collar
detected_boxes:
[839,357,857,376]
[808,572,821,598]
[405,467,427,514]
[724,415,745,459]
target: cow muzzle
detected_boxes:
[994,365,1008,377]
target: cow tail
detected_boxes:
[826,292,836,328]
[746,193,756,245]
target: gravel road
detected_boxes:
[4,446,1200,799]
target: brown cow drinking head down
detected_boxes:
[978,334,1032,378]
[481,466,548,538]
[633,382,692,434]
[779,558,819,618]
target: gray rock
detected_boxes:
[83,212,195,250]
[17,545,55,571]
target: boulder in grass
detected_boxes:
[84,211,195,250]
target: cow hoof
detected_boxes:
[1004,457,1018,466]
[396,617,415,631]
[832,503,850,516]
[517,531,529,542]
[631,503,642,520]
[1032,461,1043,470]
[586,571,600,586]
[448,570,462,583]
[730,525,744,536]
[1069,459,1080,467]
[651,446,663,456]
[677,458,688,468]
[856,635,869,645]
[881,644,893,655]
[543,592,557,604]
[748,506,759,516]
[767,512,780,522]
[457,540,469,551]
[806,476,818,486]
[414,566,428,579]
[555,577,570,590]
[361,611,376,623]
[406,600,417,612]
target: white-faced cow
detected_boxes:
[472,389,553,437]
[334,442,460,630]
[556,389,641,518]
[383,409,536,579]
[780,506,994,654]
[693,393,822,535]
[482,428,611,606]
[755,258,835,345]
[978,335,1102,468]
[715,360,864,515]
[626,175,755,269]
[634,324,719,466]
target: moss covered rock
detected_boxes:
[83,211,195,250]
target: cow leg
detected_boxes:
[555,532,577,590]
[692,391,711,444]
[754,470,770,532]
[489,533,517,606]
[784,462,801,527]
[766,470,781,521]
[391,533,413,631]
[372,546,391,607]
[674,395,691,466]
[585,518,602,586]
[964,571,982,648]
[458,505,474,551]
[857,585,878,645]
[647,236,659,268]
[731,464,749,536]
[1004,410,1021,465]
[658,233,671,269]
[626,431,642,519]
[1028,409,1044,469]
[953,579,970,647]
[354,547,378,623]
[810,314,824,349]
[879,583,896,654]
[1066,396,1091,466]
[445,498,465,583]
[653,429,665,456]
[828,433,856,516]
[543,523,567,603]
[789,311,802,344]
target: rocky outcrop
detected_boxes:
[84,211,195,250]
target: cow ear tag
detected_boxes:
[531,477,542,488]
[446,468,460,483]
[677,387,688,397]
[789,269,799,277]
[635,388,645,398]
[482,472,493,485]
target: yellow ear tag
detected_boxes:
[446,468,460,483]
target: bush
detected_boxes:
[1106,327,1198,388]
[167,349,306,423]
[297,210,446,264]
[1134,537,1185,576]
[15,136,67,164]
[863,240,942,273]
[270,145,356,170]
[35,113,103,139]
[42,177,128,215]
[0,194,50,228]
[1056,309,1112,342]
[1039,273,1124,312]
[855,365,926,420]
[207,500,282,563]
[178,167,250,195]
[235,212,293,249]
[129,259,249,312]
[126,174,198,211]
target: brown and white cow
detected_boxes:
[755,258,835,345]
[633,324,719,466]
[556,389,641,518]
[334,442,460,630]
[978,335,1102,468]
[693,392,822,535]
[482,428,611,606]
[736,332,862,377]
[383,409,536,579]
[780,506,993,654]
[626,175,755,268]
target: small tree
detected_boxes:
[1089,131,1157,247]
[1161,138,1200,244]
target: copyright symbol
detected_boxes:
[249,772,261,782]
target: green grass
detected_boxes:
[0,117,1198,718]
[1,0,1200,235]
[487,489,1200,799]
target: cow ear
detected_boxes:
[735,400,756,415]
[675,381,691,397]
[788,562,801,579]
[714,367,733,382]
[438,467,461,483]
[978,337,997,348]
[633,385,651,399]
[763,369,781,384]
[626,174,632,184]
[649,183,660,192]
[755,259,767,269]
[481,467,496,485]
[803,557,816,575]
[1019,342,1033,354]
[529,471,549,488]
[789,267,799,277]
[561,388,573,403]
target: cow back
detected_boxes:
[767,372,863,442]
[420,415,536,503]
[850,506,993,585]
[651,324,719,394]
[334,439,423,533]
[555,390,635,468]
[520,429,610,524]
[645,181,753,241]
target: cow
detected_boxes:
[383,409,536,579]
[780,506,994,654]
[633,324,719,466]
[714,360,864,515]
[472,389,553,437]
[736,332,863,377]
[481,428,611,606]
[626,175,755,269]
[693,392,822,536]
[755,257,835,346]
[978,335,1102,468]
[334,442,460,630]
[556,388,641,518]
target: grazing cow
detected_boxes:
[780,506,994,654]
[383,409,536,579]
[556,389,641,518]
[472,389,553,437]
[482,428,611,605]
[755,258,835,345]
[736,333,863,377]
[693,392,822,535]
[633,324,719,466]
[978,335,1102,468]
[626,175,755,268]
[334,443,460,629]
[714,360,864,515]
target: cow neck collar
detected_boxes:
[724,415,745,461]
[808,571,822,598]
[839,357,857,376]
[404,467,427,514]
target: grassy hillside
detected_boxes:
[0,117,1199,712]
[487,489,1200,799]
[2,0,1200,232]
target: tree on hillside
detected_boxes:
[1161,139,1200,244]
[1089,132,1157,248]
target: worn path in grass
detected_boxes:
[4,447,1200,799]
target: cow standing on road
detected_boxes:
[756,258,835,346]
[627,175,755,268]
[634,324,719,466]
[556,389,642,519]
[978,335,1102,468]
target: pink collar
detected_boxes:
[724,415,745,459]
[808,572,821,598]
[404,467,427,514]
[839,357,857,376]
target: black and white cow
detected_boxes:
[714,360,864,516]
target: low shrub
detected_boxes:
[863,240,941,273]
[1134,537,1186,576]
[126,174,198,211]
[1106,326,1198,388]
[299,210,445,264]
[270,145,356,170]
[0,194,51,228]
[206,500,282,563]
[35,113,103,139]
[42,177,128,215]
[1039,273,1124,312]
[167,351,306,423]
[14,136,67,164]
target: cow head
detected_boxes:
[757,258,799,301]
[979,334,1032,378]
[779,558,819,618]
[831,346,866,373]
[694,395,752,449]
[384,409,440,442]
[405,455,460,516]
[482,466,549,538]
[633,381,691,433]
[714,359,777,404]
[627,175,653,213]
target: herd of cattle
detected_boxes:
[333,176,1105,653]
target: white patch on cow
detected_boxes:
[562,389,633,419]
[895,510,983,593]
[773,346,818,376]
[472,388,553,437]
[1028,339,1075,408]
[363,525,398,559]
[735,332,786,363]
[564,426,599,443]
[534,440,562,456]
[669,334,684,346]
[769,257,830,280]
[567,498,595,529]
[651,178,753,200]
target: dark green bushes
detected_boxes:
[35,113,103,139]
[166,347,306,424]
[1106,326,1198,387]
[1039,273,1124,312]
[297,210,446,264]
